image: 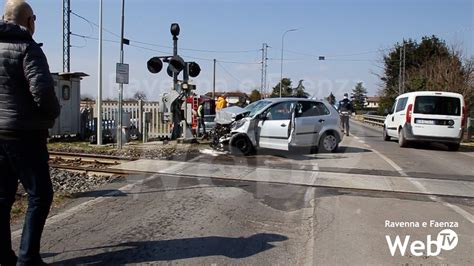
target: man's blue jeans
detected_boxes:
[0,139,53,265]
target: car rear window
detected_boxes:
[414,96,461,116]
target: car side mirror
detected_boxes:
[265,112,273,120]
[258,113,269,121]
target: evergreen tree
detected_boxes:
[293,80,309,98]
[352,82,367,110]
[270,78,292,97]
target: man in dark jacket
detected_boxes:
[337,93,354,136]
[0,1,60,265]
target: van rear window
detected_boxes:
[414,96,461,116]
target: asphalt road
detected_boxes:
[11,121,474,265]
[349,120,474,180]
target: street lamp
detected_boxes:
[280,28,297,98]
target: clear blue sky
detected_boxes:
[20,0,474,101]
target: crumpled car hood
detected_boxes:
[215,106,248,124]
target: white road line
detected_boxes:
[367,146,407,175]
[362,140,474,223]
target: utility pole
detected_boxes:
[402,44,406,94]
[260,43,268,99]
[62,0,71,72]
[398,43,403,95]
[96,0,103,145]
[117,0,125,149]
[398,42,406,95]
[213,59,216,99]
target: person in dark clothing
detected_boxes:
[337,93,354,136]
[0,1,60,265]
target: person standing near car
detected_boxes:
[338,93,354,136]
[197,102,206,137]
[0,1,60,265]
[215,95,227,111]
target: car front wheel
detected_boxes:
[230,135,254,156]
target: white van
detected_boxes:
[383,91,466,151]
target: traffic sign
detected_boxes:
[116,63,129,84]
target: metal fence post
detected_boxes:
[142,111,150,143]
[138,99,143,136]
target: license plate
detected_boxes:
[417,119,435,125]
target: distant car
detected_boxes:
[383,91,466,151]
[218,98,344,155]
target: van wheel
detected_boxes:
[318,133,339,153]
[447,143,460,151]
[398,129,408,148]
[230,135,254,156]
[383,126,391,141]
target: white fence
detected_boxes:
[80,100,170,139]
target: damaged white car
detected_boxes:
[211,98,344,155]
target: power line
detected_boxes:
[280,47,393,59]
[267,57,375,62]
[72,11,120,38]
[71,32,171,54]
[71,11,260,54]
[71,32,262,65]
[217,61,242,84]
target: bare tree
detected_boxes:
[133,90,147,101]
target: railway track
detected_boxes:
[49,151,136,176]
[49,151,134,164]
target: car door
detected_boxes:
[290,101,328,146]
[258,101,294,150]
[393,97,408,134]
[385,98,407,137]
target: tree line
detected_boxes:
[378,35,473,114]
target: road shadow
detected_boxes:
[53,233,288,265]
[336,146,372,154]
[72,189,127,198]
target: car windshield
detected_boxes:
[414,96,461,116]
[244,100,272,118]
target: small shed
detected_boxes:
[50,72,88,137]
